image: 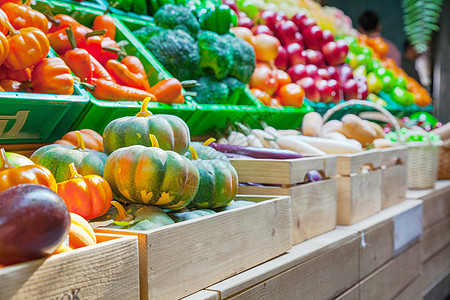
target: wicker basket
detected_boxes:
[323,100,441,190]
[437,140,450,179]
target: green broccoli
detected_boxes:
[223,34,256,83]
[146,29,201,81]
[133,24,163,45]
[197,31,233,80]
[153,4,200,37]
[192,76,229,104]
[223,77,245,105]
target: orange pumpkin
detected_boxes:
[0,65,31,81]
[1,0,48,33]
[0,30,8,65]
[57,163,113,220]
[31,57,74,94]
[68,213,96,249]
[4,22,49,70]
[0,9,8,35]
[0,79,24,92]
[0,148,57,193]
[54,129,104,152]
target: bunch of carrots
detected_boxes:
[45,11,188,103]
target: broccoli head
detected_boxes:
[197,31,233,80]
[223,34,256,83]
[192,76,229,104]
[154,4,200,37]
[146,29,201,81]
[133,24,163,45]
[223,77,245,105]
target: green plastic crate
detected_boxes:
[33,0,196,134]
[378,91,433,118]
[0,83,89,144]
[98,0,154,22]
[55,0,107,11]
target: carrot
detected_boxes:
[90,54,114,82]
[63,27,92,83]
[92,15,115,39]
[148,78,183,104]
[121,55,151,92]
[106,59,147,90]
[84,78,156,101]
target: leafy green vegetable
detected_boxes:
[197,31,233,80]
[223,34,256,83]
[190,76,229,104]
[154,4,200,37]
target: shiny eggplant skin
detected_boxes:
[0,184,71,266]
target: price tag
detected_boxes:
[393,202,423,256]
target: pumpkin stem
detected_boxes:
[203,138,216,146]
[111,201,134,222]
[189,146,199,161]
[68,163,82,179]
[24,0,31,7]
[4,20,19,36]
[74,131,86,150]
[149,134,159,148]
[66,26,77,50]
[136,97,154,117]
[0,148,14,171]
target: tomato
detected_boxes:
[278,83,305,107]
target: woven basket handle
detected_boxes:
[322,100,403,143]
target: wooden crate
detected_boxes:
[336,150,382,225]
[421,216,450,262]
[421,244,450,293]
[0,233,140,300]
[1,142,48,157]
[380,147,408,209]
[232,156,337,245]
[95,195,292,300]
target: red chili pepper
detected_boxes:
[84,36,120,65]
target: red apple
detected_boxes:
[252,25,274,36]
[286,43,306,65]
[295,32,304,46]
[336,40,349,60]
[338,64,354,83]
[296,17,316,33]
[304,49,325,67]
[222,0,238,13]
[316,80,333,103]
[317,68,330,80]
[257,10,277,30]
[328,79,341,103]
[275,11,287,23]
[275,20,299,46]
[322,30,334,46]
[291,11,307,29]
[238,12,247,18]
[299,77,320,102]
[342,79,359,100]
[238,17,254,29]
[275,46,289,70]
[326,66,340,82]
[305,64,319,80]
[355,79,368,99]
[302,25,323,50]
[287,64,308,82]
[322,40,348,66]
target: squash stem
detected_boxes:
[4,20,19,37]
[68,162,82,179]
[189,146,198,161]
[111,201,133,222]
[24,0,31,7]
[203,138,216,146]
[136,97,153,117]
[149,134,159,148]
[66,26,77,50]
[0,148,14,171]
[85,29,106,38]
[74,131,86,150]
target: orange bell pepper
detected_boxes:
[0,148,57,193]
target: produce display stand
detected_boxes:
[58,0,107,11]
[406,180,450,299]
[380,146,408,209]
[191,200,422,300]
[0,233,140,300]
[232,156,337,245]
[95,195,292,300]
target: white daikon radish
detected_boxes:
[373,138,394,148]
[321,120,344,136]
[251,129,280,148]
[217,137,229,144]
[301,112,323,137]
[247,134,264,147]
[323,132,348,141]
[277,129,301,136]
[227,131,248,146]
[264,126,281,137]
[275,136,326,156]
[292,135,362,154]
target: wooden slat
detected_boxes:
[206,228,359,299]
[381,164,407,209]
[1,142,48,158]
[336,149,381,175]
[421,244,450,292]
[359,242,422,300]
[335,284,359,300]
[380,146,408,166]
[96,195,292,300]
[0,235,140,300]
[336,170,382,225]
[393,275,422,300]
[423,271,450,300]
[406,180,450,200]
[422,217,450,262]
[421,184,450,229]
[182,290,219,300]
[227,235,359,300]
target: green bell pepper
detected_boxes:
[239,0,258,18]
[391,86,414,106]
[199,4,237,34]
[112,0,133,12]
[132,0,148,14]
[147,0,187,15]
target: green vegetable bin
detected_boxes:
[33,0,197,135]
[0,83,89,144]
[56,0,107,11]
[378,91,433,118]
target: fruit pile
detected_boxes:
[0,0,75,94]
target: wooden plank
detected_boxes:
[0,235,140,300]
[381,164,407,209]
[96,195,292,300]
[230,156,331,185]
[393,275,422,300]
[421,184,450,229]
[336,149,381,175]
[359,242,422,300]
[324,155,338,178]
[380,146,408,166]
[182,290,219,300]
[423,271,450,300]
[335,284,359,300]
[206,228,359,299]
[337,170,382,225]
[406,180,450,200]
[1,142,48,157]
[227,235,359,300]
[239,179,337,245]
[422,217,450,262]
[421,244,450,292]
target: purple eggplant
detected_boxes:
[0,184,71,266]
[209,143,303,159]
[305,170,322,183]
